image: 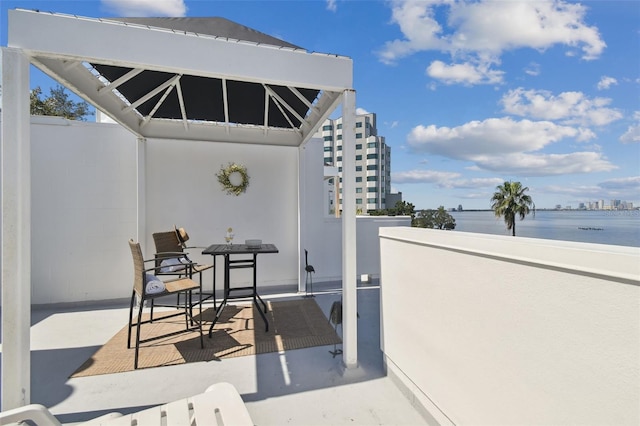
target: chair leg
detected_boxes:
[198,287,203,349]
[134,297,144,369]
[127,291,136,349]
[183,291,190,330]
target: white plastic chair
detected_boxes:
[0,382,253,426]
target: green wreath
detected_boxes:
[216,163,250,196]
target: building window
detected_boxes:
[337,145,342,150]
[323,136,333,141]
[356,199,363,204]
[356,177,362,182]
[337,124,342,129]
[366,165,377,170]
[355,154,362,160]
[367,176,377,181]
[339,177,343,183]
[356,144,362,150]
[367,198,377,203]
[367,142,377,148]
[337,134,342,140]
[356,122,362,128]
[324,157,332,164]
[368,187,378,192]
[322,124,332,131]
[324,146,332,151]
[367,153,378,159]
[356,188,362,193]
[356,133,362,139]
[337,156,342,162]
[338,167,342,172]
[356,166,362,172]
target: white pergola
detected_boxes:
[1,9,358,409]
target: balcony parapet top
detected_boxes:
[379,227,640,285]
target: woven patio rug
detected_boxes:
[71,298,341,377]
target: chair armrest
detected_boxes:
[145,254,196,274]
[152,252,187,260]
[0,404,62,426]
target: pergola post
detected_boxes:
[341,89,358,368]
[1,47,32,410]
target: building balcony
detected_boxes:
[6,226,638,425]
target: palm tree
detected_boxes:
[490,181,534,236]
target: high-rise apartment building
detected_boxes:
[318,113,391,213]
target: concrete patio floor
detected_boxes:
[13,281,430,425]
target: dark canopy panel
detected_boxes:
[91,63,319,128]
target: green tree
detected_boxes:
[30,84,93,120]
[415,206,456,230]
[370,200,415,218]
[490,181,534,236]
[369,200,420,225]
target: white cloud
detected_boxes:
[406,117,617,176]
[472,152,617,176]
[426,60,504,85]
[392,170,503,189]
[446,177,505,189]
[500,88,623,126]
[524,62,541,76]
[597,76,618,90]
[543,176,640,199]
[620,111,640,143]
[356,108,370,115]
[408,117,586,158]
[620,125,640,143]
[378,0,605,85]
[326,0,337,12]
[392,169,460,184]
[101,0,186,16]
[599,176,640,190]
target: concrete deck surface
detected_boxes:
[12,282,429,425]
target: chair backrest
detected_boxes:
[153,231,184,253]
[129,239,145,296]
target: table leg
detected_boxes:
[208,254,230,338]
[253,254,269,331]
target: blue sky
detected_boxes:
[1,0,639,210]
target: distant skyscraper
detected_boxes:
[318,113,391,212]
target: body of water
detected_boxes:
[449,210,640,248]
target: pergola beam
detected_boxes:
[8,10,353,92]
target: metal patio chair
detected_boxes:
[128,239,203,369]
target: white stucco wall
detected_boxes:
[379,227,640,425]
[143,137,300,290]
[30,117,137,304]
[0,119,408,305]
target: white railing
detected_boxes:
[379,227,640,425]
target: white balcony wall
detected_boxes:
[379,227,640,425]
